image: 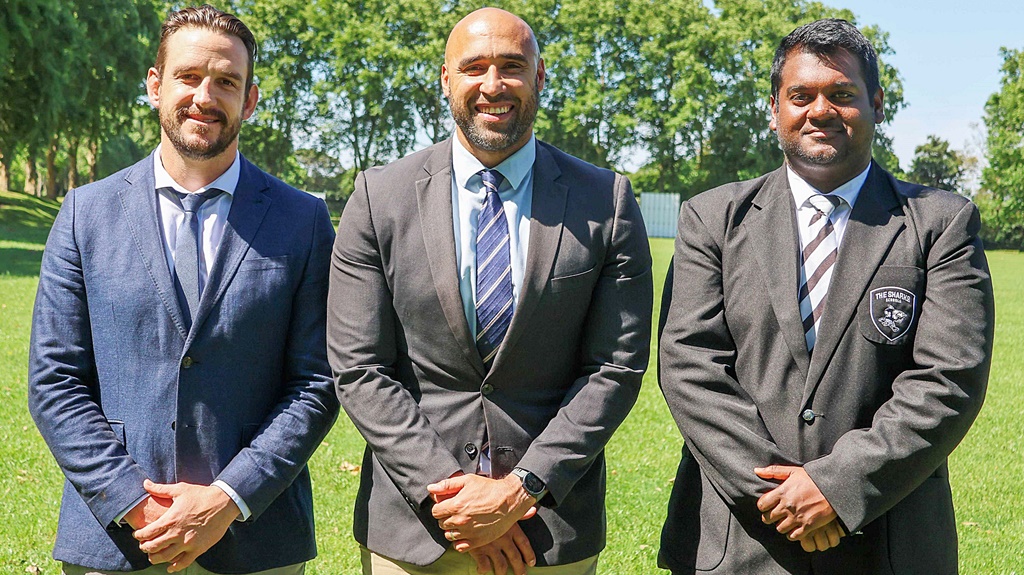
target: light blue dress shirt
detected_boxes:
[451,135,536,338]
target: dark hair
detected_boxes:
[155,4,257,92]
[770,18,879,102]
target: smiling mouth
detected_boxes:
[476,104,513,116]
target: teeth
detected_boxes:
[481,106,510,115]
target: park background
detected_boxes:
[2,0,1023,572]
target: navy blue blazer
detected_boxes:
[28,154,339,572]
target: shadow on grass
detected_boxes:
[0,247,43,277]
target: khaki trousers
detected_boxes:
[62,562,305,575]
[361,547,599,575]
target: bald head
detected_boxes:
[445,8,540,67]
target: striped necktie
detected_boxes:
[475,169,514,367]
[799,193,842,351]
[167,187,223,329]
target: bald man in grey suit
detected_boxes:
[327,8,652,575]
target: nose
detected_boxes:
[193,77,215,107]
[807,94,836,120]
[480,65,505,96]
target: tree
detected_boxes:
[909,135,965,192]
[980,47,1024,249]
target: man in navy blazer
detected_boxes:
[28,5,337,574]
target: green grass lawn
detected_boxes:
[2,190,1021,573]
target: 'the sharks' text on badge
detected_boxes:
[869,286,916,341]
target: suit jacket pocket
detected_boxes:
[237,256,290,272]
[108,420,126,445]
[548,264,598,293]
[860,265,924,345]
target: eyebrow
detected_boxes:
[457,53,530,69]
[170,65,244,83]
[787,81,859,93]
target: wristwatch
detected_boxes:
[511,467,547,499]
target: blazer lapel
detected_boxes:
[749,168,810,375]
[118,158,190,341]
[492,143,569,370]
[417,140,487,377]
[803,164,904,400]
[185,157,271,347]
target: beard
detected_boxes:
[448,85,539,153]
[160,103,240,161]
[776,130,848,166]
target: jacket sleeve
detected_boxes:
[515,174,654,505]
[805,200,994,532]
[28,188,151,528]
[328,172,463,508]
[215,198,341,519]
[659,200,798,509]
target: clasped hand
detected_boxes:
[124,479,240,573]
[754,465,845,553]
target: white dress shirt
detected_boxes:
[787,162,870,252]
[113,150,251,525]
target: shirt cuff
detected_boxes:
[212,480,252,521]
[113,493,150,526]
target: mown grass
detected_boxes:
[1,192,1020,573]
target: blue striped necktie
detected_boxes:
[475,169,514,367]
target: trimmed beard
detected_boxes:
[448,86,539,153]
[160,104,240,161]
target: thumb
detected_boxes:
[754,465,796,480]
[521,505,538,520]
[144,479,181,498]
[427,475,467,495]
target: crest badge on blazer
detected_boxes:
[869,286,916,341]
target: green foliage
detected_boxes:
[909,135,966,192]
[980,48,1024,250]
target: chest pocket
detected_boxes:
[860,265,924,345]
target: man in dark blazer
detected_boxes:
[28,6,337,574]
[328,7,652,575]
[659,19,994,574]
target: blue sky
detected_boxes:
[833,0,1024,170]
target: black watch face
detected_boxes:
[524,473,545,494]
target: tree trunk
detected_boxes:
[46,135,59,199]
[0,148,8,193]
[86,139,99,183]
[68,137,80,190]
[25,154,39,196]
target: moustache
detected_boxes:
[175,106,227,124]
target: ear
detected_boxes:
[146,67,161,109]
[536,58,546,92]
[872,87,885,124]
[440,62,450,98]
[242,84,259,121]
[768,95,778,132]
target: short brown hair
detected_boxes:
[155,4,258,92]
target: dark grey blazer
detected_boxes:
[28,155,339,572]
[659,163,994,574]
[328,138,653,566]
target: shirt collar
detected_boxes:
[153,148,240,196]
[786,162,870,210]
[452,134,537,192]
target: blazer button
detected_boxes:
[181,356,194,369]
[170,421,175,430]
[465,443,478,459]
[801,409,816,422]
[481,383,494,395]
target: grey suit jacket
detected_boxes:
[659,163,993,574]
[327,138,653,566]
[28,155,339,572]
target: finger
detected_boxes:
[469,550,492,574]
[813,529,829,552]
[427,476,467,495]
[521,505,537,520]
[146,542,182,565]
[143,480,180,498]
[775,518,797,537]
[756,488,782,513]
[826,524,841,548]
[800,537,815,553]
[510,526,536,567]
[766,506,788,525]
[754,465,796,480]
[138,531,176,553]
[167,551,197,573]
